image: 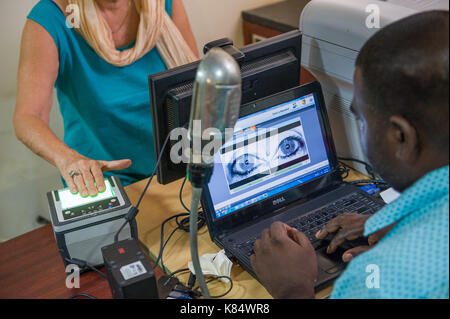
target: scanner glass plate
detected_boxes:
[58,179,115,210]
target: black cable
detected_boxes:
[65,258,107,279]
[178,176,206,232]
[338,156,376,179]
[69,293,97,299]
[160,226,182,272]
[163,268,191,287]
[179,176,190,212]
[136,134,171,209]
[192,275,233,299]
[163,269,233,299]
[153,212,189,270]
[337,161,350,179]
[114,218,129,243]
[114,134,171,242]
[348,179,390,186]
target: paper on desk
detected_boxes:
[380,187,401,204]
[188,249,233,283]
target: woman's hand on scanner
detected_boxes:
[56,152,131,197]
[315,213,395,262]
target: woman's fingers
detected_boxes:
[59,157,130,196]
[73,173,89,197]
[91,164,106,192]
[99,159,132,171]
[61,170,78,194]
[80,164,97,196]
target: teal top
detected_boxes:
[332,165,449,299]
[27,0,173,186]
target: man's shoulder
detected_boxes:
[332,198,449,299]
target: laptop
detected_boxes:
[201,82,385,291]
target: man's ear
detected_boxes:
[388,115,420,164]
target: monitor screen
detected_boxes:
[207,92,331,219]
[58,179,115,210]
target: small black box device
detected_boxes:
[101,238,159,299]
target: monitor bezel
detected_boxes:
[201,81,342,238]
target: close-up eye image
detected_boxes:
[270,129,309,169]
[227,152,270,186]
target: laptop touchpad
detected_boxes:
[317,248,345,274]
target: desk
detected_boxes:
[127,168,369,299]
[0,168,368,299]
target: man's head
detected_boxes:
[352,10,449,192]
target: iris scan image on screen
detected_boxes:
[207,93,332,219]
[220,118,310,193]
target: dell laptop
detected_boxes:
[201,82,385,291]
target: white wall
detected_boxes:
[0,0,64,242]
[0,0,283,241]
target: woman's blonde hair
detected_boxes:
[68,0,197,68]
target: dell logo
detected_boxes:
[273,197,286,206]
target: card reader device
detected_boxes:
[47,175,138,268]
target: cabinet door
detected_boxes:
[243,21,317,85]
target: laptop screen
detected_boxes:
[206,92,332,219]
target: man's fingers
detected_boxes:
[368,223,396,245]
[287,227,311,247]
[327,227,363,254]
[253,239,262,254]
[342,246,371,262]
[316,217,342,239]
[100,159,132,172]
[91,165,106,192]
[326,229,348,254]
[261,229,271,246]
[269,222,289,243]
[250,254,258,271]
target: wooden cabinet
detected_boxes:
[242,0,316,85]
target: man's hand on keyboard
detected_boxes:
[250,221,317,299]
[315,212,395,262]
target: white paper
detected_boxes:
[380,187,401,204]
[188,250,233,283]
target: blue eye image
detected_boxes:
[277,135,306,159]
[227,153,269,185]
[222,127,310,190]
[231,154,263,176]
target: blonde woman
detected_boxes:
[14,0,198,197]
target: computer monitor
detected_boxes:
[149,30,302,185]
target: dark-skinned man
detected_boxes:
[251,10,449,299]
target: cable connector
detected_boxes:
[66,257,87,268]
[125,206,139,222]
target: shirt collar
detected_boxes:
[364,165,449,236]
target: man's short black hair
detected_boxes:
[356,10,449,150]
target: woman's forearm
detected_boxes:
[14,112,79,168]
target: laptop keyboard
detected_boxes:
[234,192,385,257]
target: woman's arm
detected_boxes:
[14,19,130,196]
[171,0,199,58]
